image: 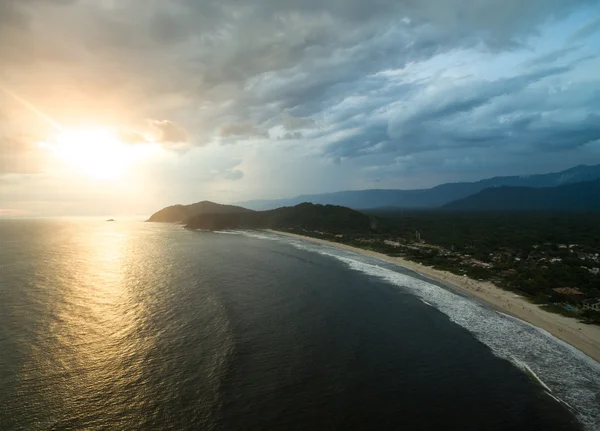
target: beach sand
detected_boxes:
[268,230,600,363]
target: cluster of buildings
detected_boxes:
[552,288,600,311]
[368,237,600,314]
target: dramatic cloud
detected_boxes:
[524,46,582,67]
[280,132,304,140]
[282,112,316,131]
[570,17,600,41]
[1,0,599,214]
[220,123,268,139]
[149,120,190,145]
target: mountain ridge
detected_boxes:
[443,179,600,211]
[146,201,252,223]
[236,164,600,210]
[184,202,371,232]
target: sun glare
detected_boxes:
[39,127,151,180]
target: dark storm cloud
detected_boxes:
[524,45,582,67]
[3,0,592,121]
[569,16,600,41]
[409,67,571,121]
[527,114,600,151]
[281,112,315,131]
[0,0,599,194]
[325,123,392,159]
[0,2,592,106]
[319,58,600,184]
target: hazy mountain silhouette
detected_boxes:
[147,201,253,223]
[237,164,600,210]
[443,179,600,211]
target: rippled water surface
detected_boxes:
[1,220,598,430]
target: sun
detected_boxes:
[39,127,147,180]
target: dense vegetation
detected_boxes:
[185,203,372,233]
[363,210,600,251]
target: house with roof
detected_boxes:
[582,298,600,312]
[552,287,586,303]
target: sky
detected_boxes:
[1,0,600,216]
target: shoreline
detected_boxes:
[268,230,600,363]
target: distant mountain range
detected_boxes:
[184,202,371,232]
[147,165,600,224]
[443,179,600,212]
[237,164,600,210]
[146,201,252,223]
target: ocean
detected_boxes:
[0,219,599,430]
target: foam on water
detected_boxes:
[237,230,280,241]
[511,357,576,410]
[248,232,600,430]
[512,357,554,393]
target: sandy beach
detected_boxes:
[269,230,600,363]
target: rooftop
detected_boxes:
[553,287,585,296]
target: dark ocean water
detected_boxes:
[0,220,599,431]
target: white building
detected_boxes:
[582,298,600,311]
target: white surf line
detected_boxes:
[549,393,574,411]
[511,357,575,410]
[238,230,280,240]
[512,358,554,393]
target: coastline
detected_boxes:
[268,230,600,364]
